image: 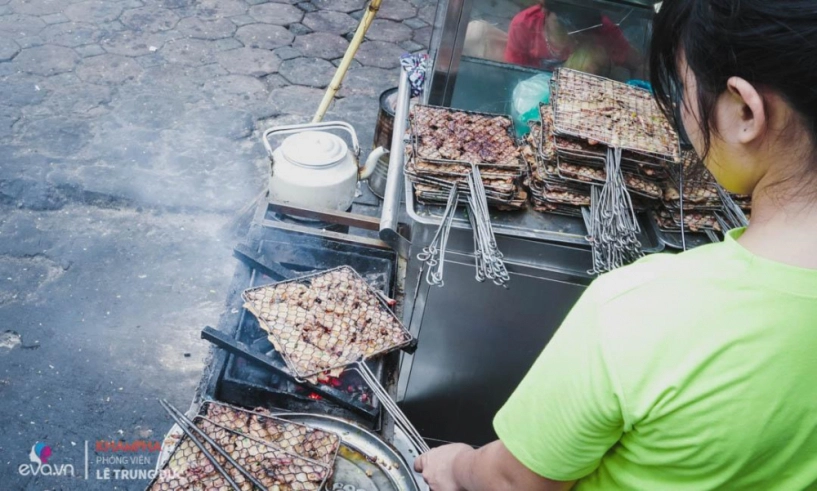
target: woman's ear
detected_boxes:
[724,76,767,145]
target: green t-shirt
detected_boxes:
[494,228,817,490]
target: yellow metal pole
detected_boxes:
[312,0,383,123]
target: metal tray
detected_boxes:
[200,401,342,466]
[277,413,427,491]
[406,173,664,253]
[242,266,414,381]
[148,403,339,491]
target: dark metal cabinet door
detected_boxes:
[398,253,589,446]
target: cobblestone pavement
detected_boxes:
[0,0,434,488]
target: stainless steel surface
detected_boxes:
[276,413,426,491]
[398,227,594,446]
[380,70,412,258]
[367,152,391,199]
[427,0,471,107]
[406,173,591,246]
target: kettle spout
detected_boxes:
[360,146,388,180]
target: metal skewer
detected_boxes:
[354,362,430,454]
[418,185,459,287]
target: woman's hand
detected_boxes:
[414,443,474,491]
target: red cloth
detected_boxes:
[504,5,632,69]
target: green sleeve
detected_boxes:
[493,284,625,481]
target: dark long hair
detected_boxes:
[650,0,817,158]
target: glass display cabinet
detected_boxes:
[426,0,657,114]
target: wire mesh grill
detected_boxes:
[529,179,591,207]
[406,104,527,209]
[410,105,523,168]
[242,266,412,380]
[551,69,680,160]
[406,156,523,181]
[201,402,340,466]
[666,150,719,188]
[149,403,339,491]
[654,209,721,233]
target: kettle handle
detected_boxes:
[262,121,360,159]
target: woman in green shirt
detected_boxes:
[414,1,817,489]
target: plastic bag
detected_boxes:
[512,72,553,137]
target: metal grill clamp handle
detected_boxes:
[353,362,430,454]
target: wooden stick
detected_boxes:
[312,0,383,123]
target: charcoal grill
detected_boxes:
[208,204,400,427]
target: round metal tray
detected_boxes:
[275,413,426,491]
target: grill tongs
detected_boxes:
[242,266,431,454]
[352,362,431,454]
[158,399,266,491]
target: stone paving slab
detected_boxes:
[235,22,294,48]
[0,0,438,487]
[292,30,348,59]
[0,35,18,59]
[302,9,357,35]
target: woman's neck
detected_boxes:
[737,171,817,269]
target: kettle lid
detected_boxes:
[281,131,349,168]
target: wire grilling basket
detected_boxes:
[242,267,431,455]
[149,400,341,491]
[242,266,412,381]
[406,105,527,209]
[550,68,681,161]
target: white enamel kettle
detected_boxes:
[262,121,387,212]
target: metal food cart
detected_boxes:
[387,0,660,447]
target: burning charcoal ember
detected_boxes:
[242,267,411,379]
